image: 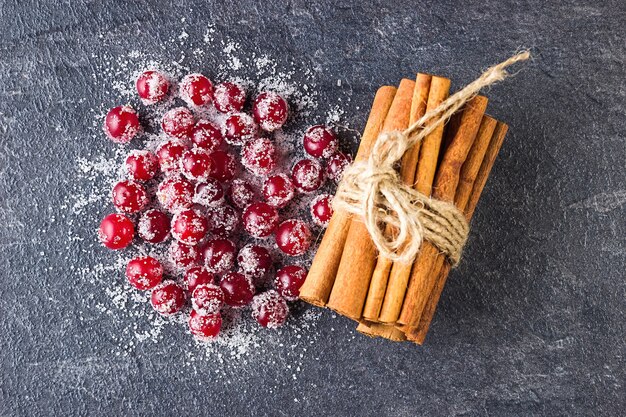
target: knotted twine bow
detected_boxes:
[333,51,530,265]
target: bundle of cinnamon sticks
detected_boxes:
[299,73,509,344]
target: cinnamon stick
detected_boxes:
[299,86,397,306]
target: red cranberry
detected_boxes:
[179,148,213,182]
[191,120,222,152]
[310,194,334,227]
[220,272,255,308]
[138,209,170,243]
[251,290,288,328]
[201,239,236,274]
[275,219,311,256]
[156,140,189,172]
[126,256,163,291]
[151,281,186,315]
[252,92,288,132]
[125,150,159,181]
[263,173,295,208]
[242,202,279,238]
[213,81,246,113]
[237,244,272,279]
[192,283,224,315]
[303,125,338,158]
[98,213,134,250]
[171,208,208,246]
[227,179,255,209]
[326,151,352,183]
[104,105,141,144]
[112,180,148,214]
[169,240,200,269]
[157,176,194,212]
[189,310,222,340]
[241,137,277,177]
[183,266,215,292]
[291,159,325,193]
[223,113,257,146]
[206,205,239,237]
[274,265,307,301]
[161,107,195,139]
[193,179,224,207]
[179,73,213,106]
[136,70,169,104]
[208,150,237,181]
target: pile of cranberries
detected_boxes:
[97,70,351,341]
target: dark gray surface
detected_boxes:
[1,0,625,416]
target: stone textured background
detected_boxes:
[1,0,624,416]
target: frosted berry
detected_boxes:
[125,150,159,181]
[157,176,194,212]
[241,137,277,177]
[156,140,189,172]
[227,179,255,209]
[151,281,186,315]
[112,180,148,214]
[220,272,255,308]
[189,310,222,340]
[136,70,169,105]
[252,92,288,132]
[168,240,200,269]
[291,159,325,193]
[326,151,352,183]
[242,202,279,238]
[104,105,140,144]
[180,73,213,107]
[183,266,215,292]
[223,113,257,146]
[192,284,224,315]
[206,205,239,237]
[263,173,295,208]
[161,107,194,139]
[275,219,311,256]
[138,209,170,244]
[237,244,272,279]
[303,125,338,158]
[274,265,307,301]
[208,150,237,181]
[171,208,208,246]
[180,148,213,182]
[98,213,134,250]
[213,81,246,113]
[191,120,222,152]
[193,179,224,207]
[310,194,333,227]
[201,239,236,274]
[126,256,163,291]
[251,290,288,328]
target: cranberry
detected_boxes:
[171,208,208,246]
[161,107,194,139]
[251,290,289,328]
[227,179,255,209]
[252,92,288,132]
[179,148,213,182]
[310,194,334,227]
[138,209,170,244]
[262,173,295,208]
[98,213,134,250]
[151,281,186,315]
[156,140,189,172]
[126,256,163,290]
[104,105,141,144]
[220,272,255,308]
[237,244,272,279]
[136,70,169,104]
[125,150,159,181]
[192,283,224,315]
[193,179,224,207]
[157,176,194,212]
[223,113,257,146]
[201,239,236,274]
[208,150,237,181]
[206,205,239,237]
[179,73,213,107]
[242,202,279,238]
[189,310,222,340]
[213,81,246,113]
[303,125,338,158]
[241,137,277,177]
[274,265,307,301]
[291,159,325,193]
[112,180,148,214]
[183,266,216,292]
[169,240,201,269]
[326,151,352,183]
[275,219,311,256]
[191,120,222,152]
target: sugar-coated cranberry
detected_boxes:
[98,213,134,250]
[241,137,277,177]
[274,265,307,301]
[310,194,334,227]
[252,92,288,132]
[326,151,352,183]
[104,105,141,144]
[251,290,289,328]
[125,150,159,181]
[193,179,224,207]
[157,176,194,212]
[126,256,163,291]
[151,281,186,315]
[189,310,222,340]
[192,283,224,315]
[179,148,213,182]
[161,107,195,139]
[223,113,257,146]
[168,240,201,269]
[227,179,255,209]
[201,239,236,274]
[242,202,279,238]
[263,173,295,208]
[183,266,216,292]
[213,81,246,113]
[206,205,239,237]
[237,244,272,279]
[208,150,237,181]
[303,125,338,158]
[171,208,208,246]
[275,219,312,256]
[138,209,170,244]
[156,140,189,172]
[179,73,213,107]
[191,120,222,152]
[220,271,255,308]
[136,70,169,105]
[291,159,325,193]
[112,180,148,214]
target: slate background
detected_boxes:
[1,0,624,416]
